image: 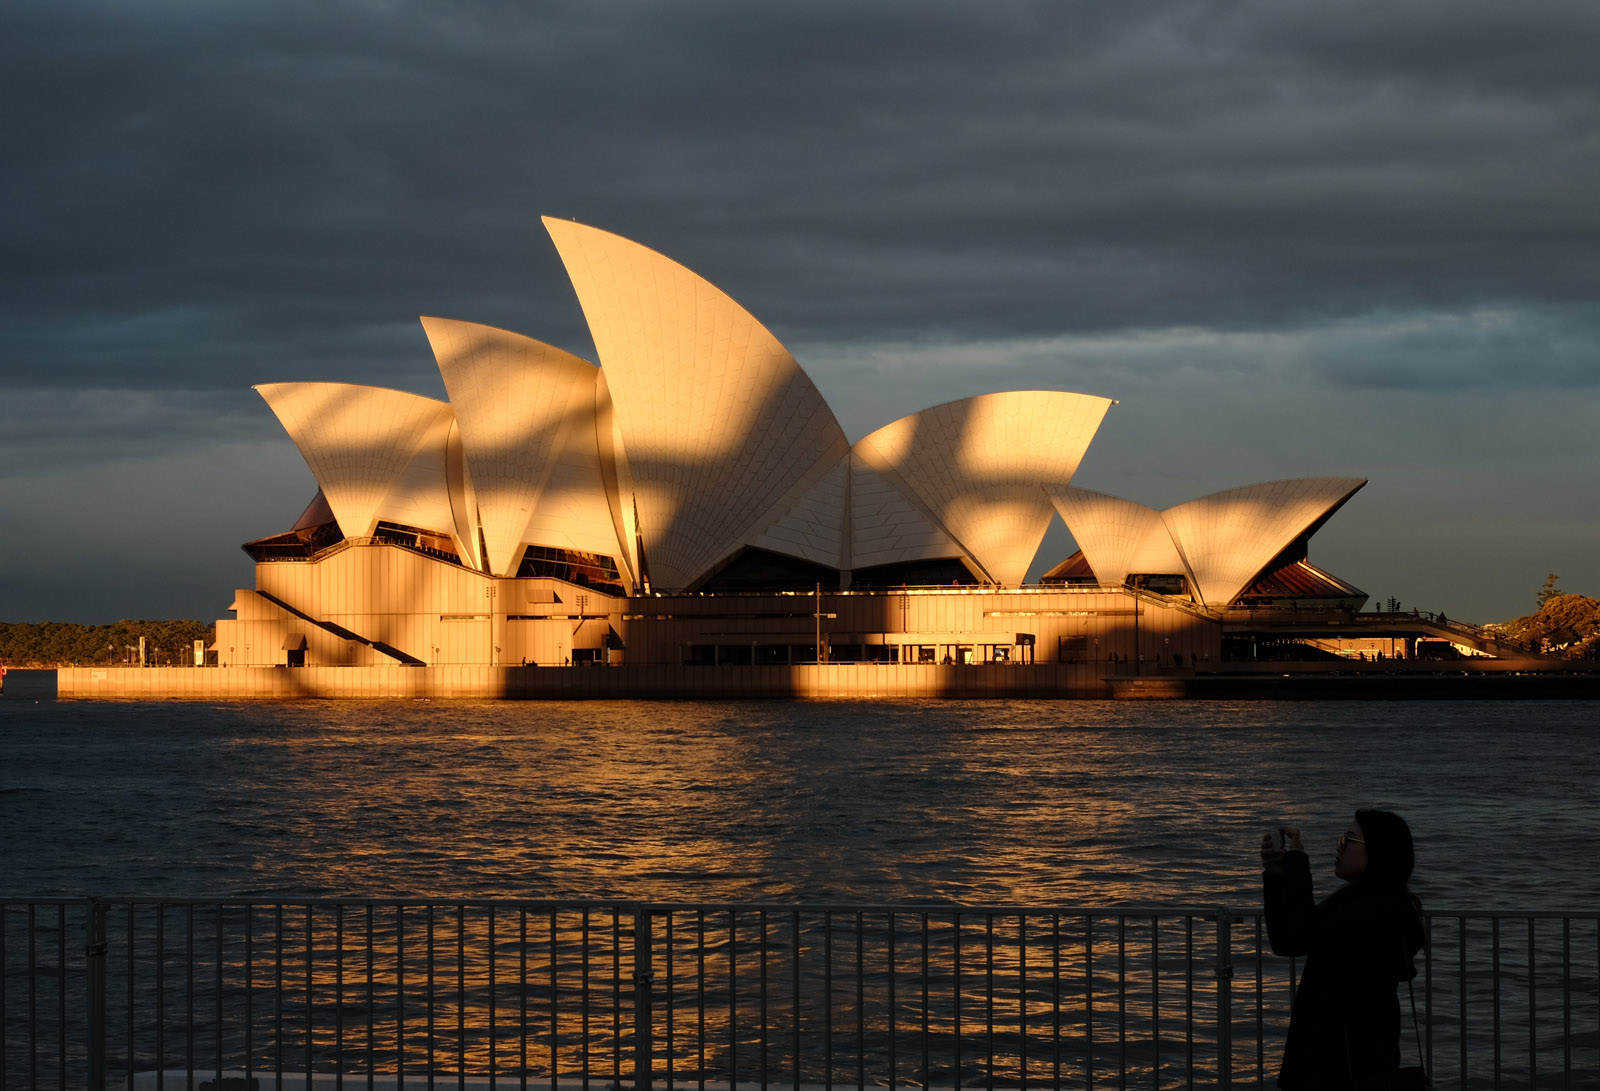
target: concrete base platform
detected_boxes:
[56,663,1113,700]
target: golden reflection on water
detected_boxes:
[198,698,1358,911]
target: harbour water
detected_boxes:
[2,694,1595,911]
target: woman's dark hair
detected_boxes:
[1355,808,1415,890]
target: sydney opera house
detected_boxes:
[208,217,1376,695]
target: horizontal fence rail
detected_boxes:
[2,900,1596,1089]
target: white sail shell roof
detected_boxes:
[846,458,966,572]
[378,410,460,543]
[750,455,851,569]
[422,317,621,578]
[543,217,850,589]
[1160,477,1367,606]
[255,382,457,543]
[1046,487,1185,587]
[853,392,1113,585]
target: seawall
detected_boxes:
[55,662,1114,700]
[47,663,1600,700]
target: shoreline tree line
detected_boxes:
[0,621,216,667]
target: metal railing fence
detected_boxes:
[2,900,1596,1089]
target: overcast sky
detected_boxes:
[3,0,1597,624]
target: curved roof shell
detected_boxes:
[853,391,1113,585]
[255,382,458,545]
[543,217,850,589]
[422,317,621,578]
[1046,486,1184,588]
[1160,477,1366,606]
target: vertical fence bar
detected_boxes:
[1150,915,1159,1084]
[855,911,863,1091]
[732,909,740,1091]
[429,905,437,1091]
[275,905,284,1088]
[888,912,897,1091]
[823,911,832,1091]
[1423,913,1432,1079]
[489,906,498,1086]
[668,912,677,1091]
[185,903,194,1091]
[921,913,931,1091]
[1052,913,1061,1091]
[155,904,164,1091]
[1083,915,1091,1089]
[953,912,962,1091]
[458,904,467,1091]
[214,904,224,1091]
[86,898,107,1091]
[128,904,136,1090]
[1215,912,1233,1089]
[1561,917,1570,1089]
[28,904,37,1091]
[2,904,8,1091]
[59,903,67,1091]
[635,905,654,1091]
[307,905,315,1091]
[697,909,706,1091]
[398,907,406,1088]
[1116,914,1126,1086]
[1019,915,1027,1091]
[582,908,591,1091]
[1253,915,1264,1083]
[790,911,799,1091]
[518,907,527,1091]
[614,909,623,1090]
[246,906,254,1089]
[1528,918,1536,1088]
[1492,917,1501,1091]
[760,909,769,1091]
[336,904,344,1090]
[366,904,374,1091]
[985,913,994,1091]
[548,909,557,1091]
[1458,916,1467,1086]
[1184,915,1194,1088]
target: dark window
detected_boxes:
[374,521,463,566]
[517,545,624,595]
[850,558,979,589]
[695,547,840,593]
[1127,573,1188,596]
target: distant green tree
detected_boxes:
[0,621,215,667]
[1537,572,1562,608]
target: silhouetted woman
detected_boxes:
[1260,810,1425,1089]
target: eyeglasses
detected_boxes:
[1337,833,1366,853]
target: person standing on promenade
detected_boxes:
[1260,810,1427,1089]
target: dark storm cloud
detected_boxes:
[2,0,1597,621]
[5,0,1597,389]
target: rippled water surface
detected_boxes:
[2,696,1595,909]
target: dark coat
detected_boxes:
[1263,851,1425,1090]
